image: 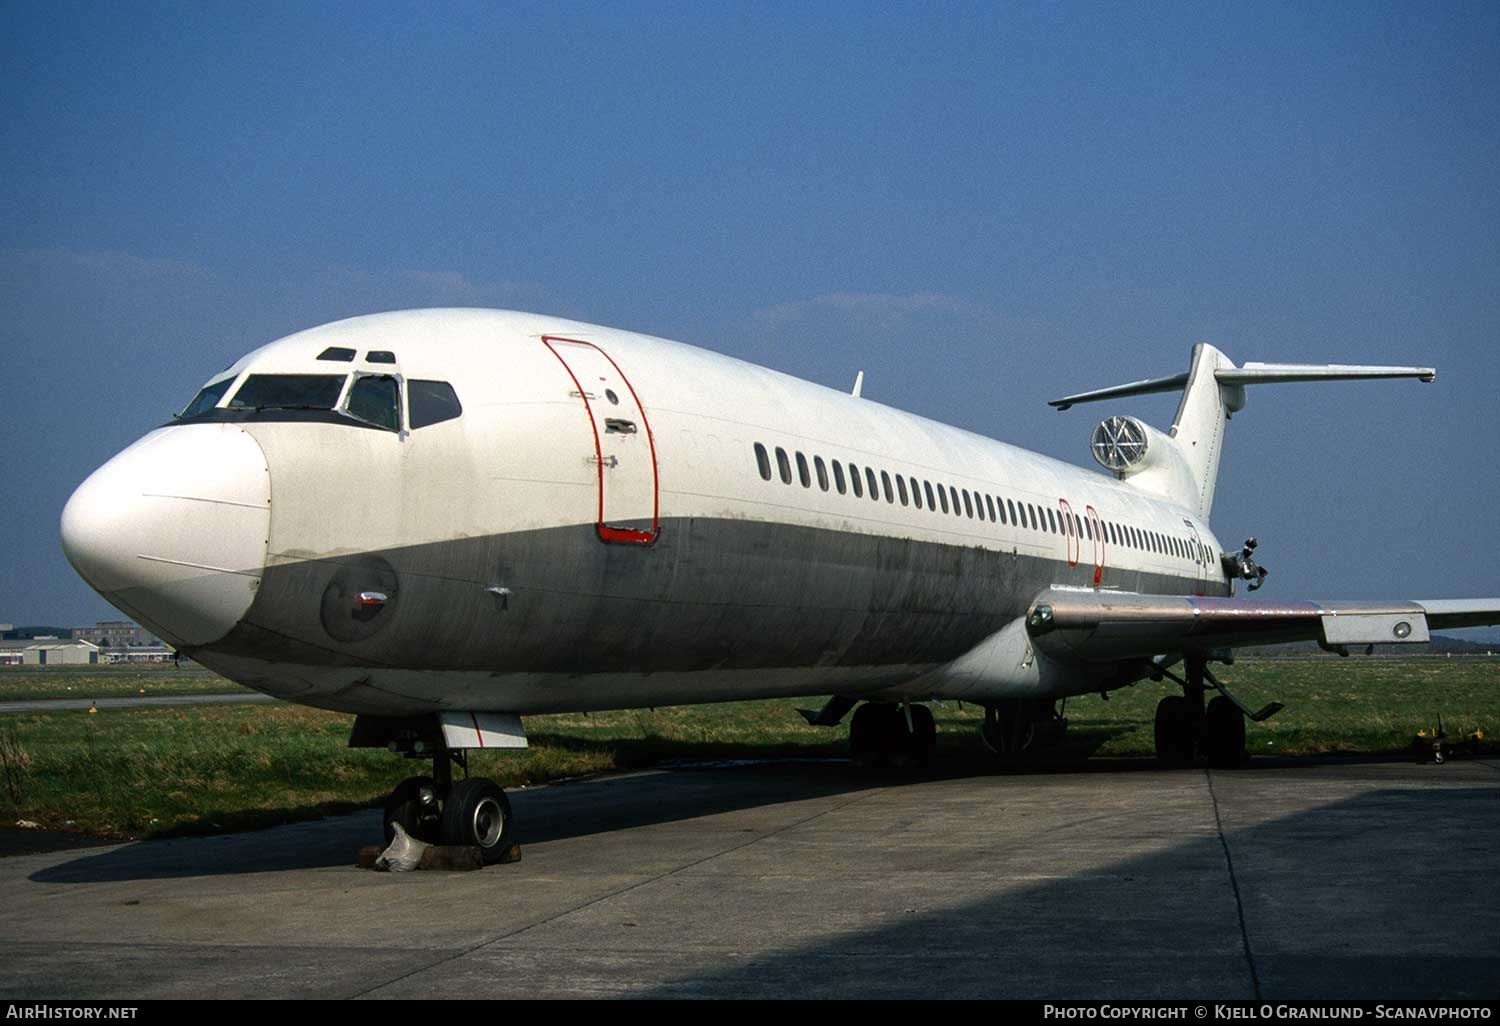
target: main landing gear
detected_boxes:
[1152,657,1264,769]
[383,749,514,864]
[980,699,1068,758]
[848,701,937,767]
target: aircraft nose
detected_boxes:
[61,425,271,647]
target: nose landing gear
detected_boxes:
[382,750,514,863]
[353,716,518,865]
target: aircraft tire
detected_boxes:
[383,775,441,845]
[850,703,929,768]
[1153,696,1196,767]
[848,702,884,767]
[442,777,514,864]
[1201,696,1248,769]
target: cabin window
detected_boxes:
[229,374,345,411]
[910,477,922,509]
[1031,505,1041,531]
[366,351,398,364]
[815,456,829,491]
[755,443,772,481]
[408,380,463,429]
[866,467,880,501]
[181,376,235,418]
[849,463,864,498]
[948,486,961,516]
[317,347,356,362]
[833,461,846,494]
[896,475,909,506]
[923,481,936,510]
[796,452,811,488]
[881,470,894,503]
[344,374,402,431]
[962,490,973,518]
[776,447,792,484]
[936,485,948,514]
[984,495,996,522]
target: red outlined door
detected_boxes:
[1085,505,1106,586]
[543,337,660,545]
[1059,498,1080,568]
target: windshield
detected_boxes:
[180,377,235,418]
[228,374,346,411]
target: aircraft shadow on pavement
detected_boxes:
[27,726,1464,885]
[620,783,1500,1001]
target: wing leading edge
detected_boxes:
[1025,589,1500,662]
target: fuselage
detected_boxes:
[61,309,1229,716]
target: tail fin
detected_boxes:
[1050,345,1435,520]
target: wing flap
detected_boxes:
[1025,589,1498,661]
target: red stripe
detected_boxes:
[470,712,485,748]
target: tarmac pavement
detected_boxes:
[1,755,1496,1000]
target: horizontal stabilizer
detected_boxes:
[1050,361,1434,410]
[1219,362,1436,386]
[1049,373,1189,410]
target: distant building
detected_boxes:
[20,639,101,666]
[0,623,12,634]
[104,644,175,664]
[71,620,157,648]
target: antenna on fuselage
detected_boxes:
[851,371,864,398]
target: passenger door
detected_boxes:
[543,337,660,545]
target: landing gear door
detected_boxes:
[543,337,660,545]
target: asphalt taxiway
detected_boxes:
[1,756,1496,999]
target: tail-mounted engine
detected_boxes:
[1222,537,1269,592]
[1090,416,1149,474]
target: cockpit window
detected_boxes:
[345,374,401,431]
[408,380,462,429]
[180,376,235,418]
[229,374,346,411]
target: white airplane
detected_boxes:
[59,308,1500,862]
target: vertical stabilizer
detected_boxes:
[1164,343,1240,520]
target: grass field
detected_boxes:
[0,657,1494,841]
[0,665,252,701]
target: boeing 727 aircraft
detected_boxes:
[59,309,1500,862]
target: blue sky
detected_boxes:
[2,1,1497,636]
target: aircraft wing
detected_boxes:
[1024,589,1500,662]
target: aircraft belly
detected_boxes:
[200,516,1215,715]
